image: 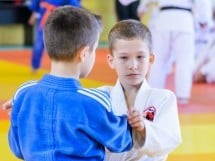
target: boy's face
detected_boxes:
[107,38,154,87]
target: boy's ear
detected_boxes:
[106,54,115,69]
[149,53,155,64]
[79,46,90,62]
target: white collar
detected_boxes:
[110,79,151,115]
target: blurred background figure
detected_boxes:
[193,0,214,59]
[28,0,81,73]
[138,0,213,104]
[193,39,215,84]
[137,1,158,32]
[115,0,140,21]
[193,5,215,84]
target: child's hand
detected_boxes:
[2,99,12,115]
[127,109,145,132]
[28,12,37,26]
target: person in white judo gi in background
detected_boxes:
[193,0,214,59]
[99,19,182,161]
[193,3,215,84]
[193,38,215,84]
[137,0,212,104]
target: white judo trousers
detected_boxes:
[99,80,182,161]
[143,0,211,99]
[149,30,195,99]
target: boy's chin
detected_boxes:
[131,81,143,86]
[126,79,144,86]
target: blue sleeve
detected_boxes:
[82,94,133,152]
[98,112,133,152]
[8,81,37,159]
[8,126,23,159]
[8,98,23,159]
[67,0,81,7]
[29,0,41,12]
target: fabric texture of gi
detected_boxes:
[9,74,133,161]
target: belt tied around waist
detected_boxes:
[160,6,192,12]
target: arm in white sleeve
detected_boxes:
[137,0,157,15]
[133,90,182,157]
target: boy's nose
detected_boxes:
[128,59,138,69]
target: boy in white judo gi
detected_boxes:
[100,19,182,161]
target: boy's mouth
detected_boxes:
[126,74,140,78]
[126,73,139,76]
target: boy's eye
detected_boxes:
[137,55,146,59]
[120,56,128,60]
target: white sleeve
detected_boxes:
[134,91,182,157]
[137,0,157,14]
[97,85,112,93]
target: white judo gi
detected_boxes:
[194,0,214,59]
[100,79,182,161]
[194,38,215,83]
[138,0,211,99]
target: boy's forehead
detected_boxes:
[113,38,149,49]
[115,38,143,42]
[112,39,151,54]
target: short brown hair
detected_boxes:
[44,6,103,61]
[108,19,152,53]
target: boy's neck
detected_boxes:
[49,61,80,79]
[121,82,143,109]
